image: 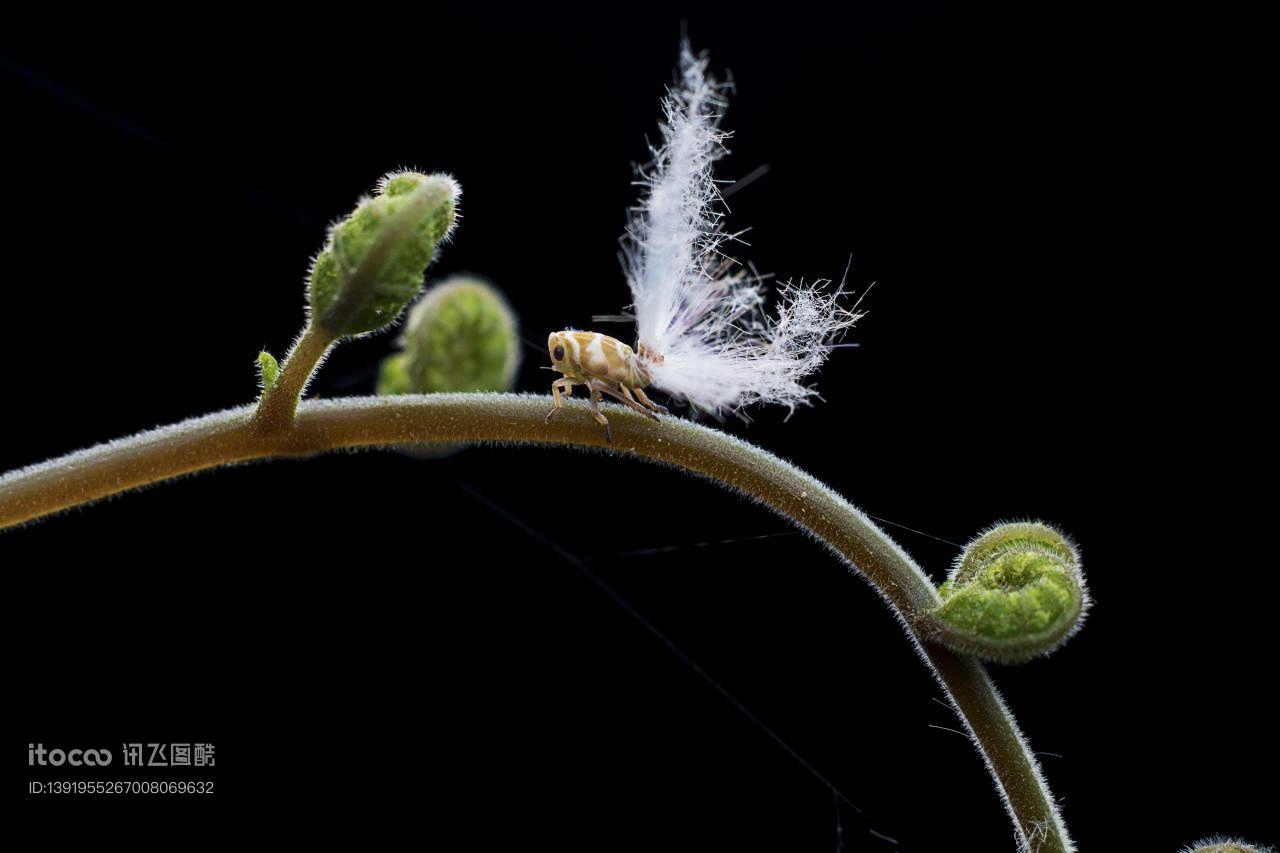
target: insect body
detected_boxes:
[545,331,668,443]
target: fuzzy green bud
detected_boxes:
[308,171,459,338]
[920,522,1088,664]
[257,351,279,393]
[377,276,521,395]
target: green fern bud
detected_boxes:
[378,276,521,395]
[308,171,459,338]
[376,276,521,458]
[377,353,413,396]
[920,522,1088,664]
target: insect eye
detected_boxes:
[553,345,565,361]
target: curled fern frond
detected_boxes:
[920,522,1089,664]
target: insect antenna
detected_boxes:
[519,335,549,355]
[718,162,771,200]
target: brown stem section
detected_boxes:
[251,324,335,431]
[0,392,1070,851]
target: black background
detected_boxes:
[4,4,1273,850]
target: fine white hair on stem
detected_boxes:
[621,41,861,418]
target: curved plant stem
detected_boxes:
[252,324,335,430]
[0,392,1071,851]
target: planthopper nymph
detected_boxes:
[545,42,861,443]
[545,331,668,443]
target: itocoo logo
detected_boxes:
[28,744,113,766]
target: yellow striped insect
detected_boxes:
[545,331,668,443]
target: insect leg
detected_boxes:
[632,387,669,415]
[545,378,576,423]
[614,385,661,421]
[587,384,613,443]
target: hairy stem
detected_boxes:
[252,324,335,430]
[0,392,1070,851]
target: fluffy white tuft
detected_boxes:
[621,42,860,418]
